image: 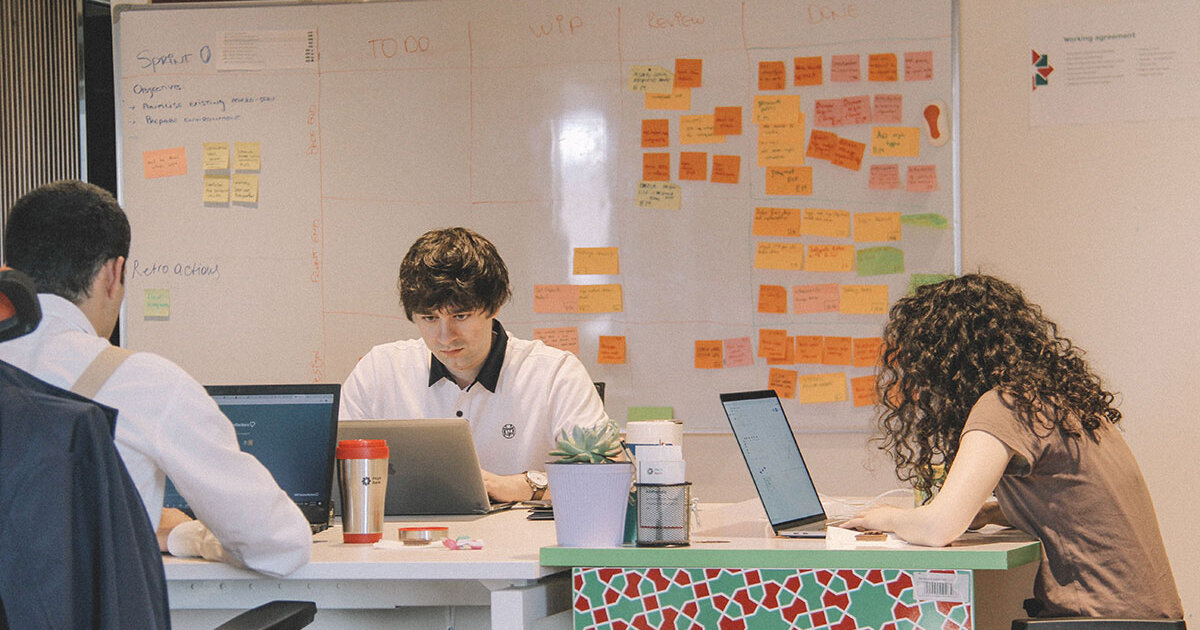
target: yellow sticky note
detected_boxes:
[757,138,806,167]
[801,208,851,238]
[231,173,258,203]
[579,284,623,313]
[636,181,682,210]
[680,115,725,144]
[806,244,855,272]
[533,327,580,355]
[143,289,170,321]
[754,242,805,271]
[142,147,187,179]
[765,166,813,196]
[870,127,920,157]
[854,212,902,242]
[203,175,230,203]
[840,285,889,314]
[628,65,674,93]
[753,94,802,125]
[695,340,723,369]
[752,207,804,237]
[645,87,691,111]
[533,284,580,314]
[234,142,261,170]
[598,335,627,364]
[758,118,807,143]
[573,247,619,275]
[797,372,848,404]
[202,142,229,170]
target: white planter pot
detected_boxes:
[545,462,633,548]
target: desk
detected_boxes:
[165,510,571,630]
[540,529,1040,630]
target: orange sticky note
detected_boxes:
[904,51,934,81]
[868,53,899,81]
[831,54,861,82]
[822,336,853,365]
[758,284,788,314]
[854,212,902,242]
[831,137,866,171]
[679,152,708,181]
[642,153,671,181]
[754,242,805,271]
[579,284,623,313]
[533,284,580,313]
[872,94,903,124]
[142,147,188,179]
[646,87,691,111]
[598,335,627,364]
[767,336,796,365]
[907,165,938,192]
[757,138,806,167]
[869,164,902,190]
[675,58,703,88]
[641,119,670,148]
[851,375,879,407]
[768,368,799,399]
[805,245,855,272]
[752,207,804,237]
[765,166,813,196]
[533,327,580,355]
[840,285,889,315]
[793,284,840,314]
[853,337,883,368]
[797,372,848,404]
[801,208,851,238]
[724,336,754,368]
[758,61,787,90]
[711,155,740,184]
[753,95,802,125]
[795,336,824,364]
[871,127,920,157]
[806,129,838,161]
[758,328,789,359]
[680,115,724,145]
[695,340,723,369]
[573,247,620,275]
[759,122,807,143]
[714,106,742,136]
[794,56,823,86]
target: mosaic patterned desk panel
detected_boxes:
[573,568,972,630]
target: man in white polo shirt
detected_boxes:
[339,227,610,502]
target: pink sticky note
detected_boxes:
[869,164,902,190]
[872,94,903,124]
[842,96,871,125]
[906,165,938,192]
[793,283,840,314]
[905,51,934,81]
[533,284,580,313]
[723,337,754,368]
[831,54,861,82]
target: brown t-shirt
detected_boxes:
[962,389,1182,618]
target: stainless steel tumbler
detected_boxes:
[336,439,389,543]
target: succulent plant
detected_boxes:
[549,422,623,463]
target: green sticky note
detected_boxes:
[856,246,905,276]
[909,273,957,294]
[900,213,949,229]
[628,406,674,422]
[143,289,170,321]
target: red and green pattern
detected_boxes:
[572,568,972,630]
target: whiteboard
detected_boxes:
[114,0,958,432]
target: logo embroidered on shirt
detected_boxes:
[502,423,516,439]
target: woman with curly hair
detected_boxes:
[843,274,1181,619]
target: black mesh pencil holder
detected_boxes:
[635,482,691,546]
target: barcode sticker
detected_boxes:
[912,571,970,602]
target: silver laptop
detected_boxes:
[720,390,844,538]
[335,418,510,516]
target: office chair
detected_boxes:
[1013,619,1187,630]
[0,268,315,630]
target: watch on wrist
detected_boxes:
[524,470,548,501]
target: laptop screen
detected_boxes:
[720,390,826,529]
[162,384,340,524]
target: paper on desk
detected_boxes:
[825,526,906,550]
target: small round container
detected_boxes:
[398,526,448,546]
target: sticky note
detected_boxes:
[234,142,260,170]
[758,284,788,314]
[203,175,230,203]
[695,340,724,369]
[854,212,902,242]
[801,208,851,238]
[629,406,674,422]
[711,155,741,184]
[766,336,796,365]
[869,164,902,190]
[142,147,187,179]
[765,166,813,196]
[758,328,789,359]
[680,115,724,144]
[871,127,920,157]
[757,138,806,167]
[840,285,889,315]
[904,51,934,81]
[795,335,824,364]
[831,137,866,171]
[231,173,258,203]
[843,96,872,125]
[755,242,805,271]
[909,273,956,294]
[906,165,938,192]
[534,327,580,355]
[805,244,855,272]
[675,58,703,88]
[753,207,804,237]
[814,99,844,127]
[641,119,670,147]
[579,284,623,313]
[143,289,170,321]
[573,247,619,275]
[533,284,580,313]
[679,152,708,181]
[853,337,883,368]
[758,61,787,90]
[793,284,840,314]
[794,56,823,86]
[873,94,903,124]
[806,129,839,161]
[868,53,899,81]
[901,213,949,229]
[202,142,229,170]
[822,336,852,365]
[753,94,802,125]
[768,368,799,399]
[724,337,754,368]
[713,106,742,135]
[629,65,675,93]
[851,375,878,407]
[759,121,807,143]
[643,153,671,181]
[831,54,861,82]
[636,181,682,210]
[645,87,691,110]
[598,335,627,364]
[797,372,848,404]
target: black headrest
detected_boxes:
[0,268,41,342]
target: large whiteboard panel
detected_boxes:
[115,0,958,432]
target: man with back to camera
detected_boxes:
[339,227,611,502]
[0,180,311,577]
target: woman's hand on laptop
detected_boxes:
[481,469,537,503]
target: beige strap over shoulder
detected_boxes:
[71,346,135,399]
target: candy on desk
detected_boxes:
[442,536,484,550]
